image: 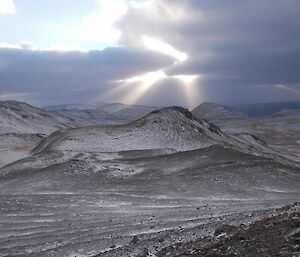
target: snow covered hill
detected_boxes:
[31,106,291,168]
[0,101,80,167]
[32,107,236,154]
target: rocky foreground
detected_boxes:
[156,203,300,257]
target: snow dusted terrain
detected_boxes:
[0,101,77,134]
[192,102,248,121]
[192,103,300,162]
[33,107,230,153]
[0,101,299,257]
[0,101,159,167]
[0,101,80,167]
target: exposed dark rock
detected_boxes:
[214,224,239,237]
[156,204,300,257]
[130,235,139,245]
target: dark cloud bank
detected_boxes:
[0,47,173,105]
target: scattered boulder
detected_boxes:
[214,224,239,237]
[136,248,149,257]
[130,235,139,245]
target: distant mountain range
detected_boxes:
[228,101,300,116]
[44,102,160,125]
[192,102,248,121]
[191,102,300,162]
[1,100,299,137]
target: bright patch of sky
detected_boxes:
[0,0,15,15]
[0,0,150,50]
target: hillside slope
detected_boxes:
[0,101,77,134]
[0,144,299,256]
[192,102,300,162]
[0,101,79,167]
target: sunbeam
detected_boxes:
[120,71,167,104]
[91,71,201,106]
[176,75,202,108]
[125,71,167,86]
[173,74,200,83]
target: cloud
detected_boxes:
[0,41,37,50]
[0,45,174,106]
[78,0,128,45]
[0,41,94,52]
[115,0,300,104]
[0,0,15,15]
[77,0,164,46]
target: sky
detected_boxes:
[0,0,300,108]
